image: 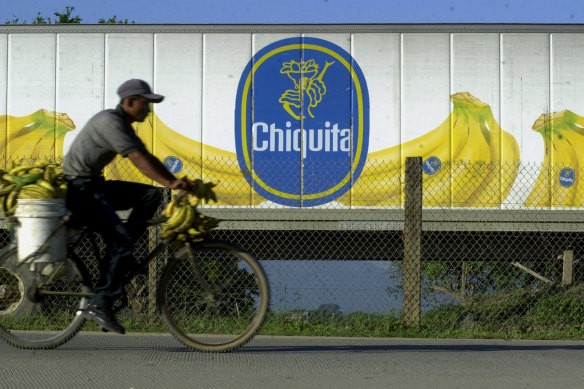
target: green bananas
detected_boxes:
[160,180,220,244]
[0,160,67,217]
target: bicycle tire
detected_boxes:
[158,240,269,352]
[0,245,36,316]
[0,245,89,349]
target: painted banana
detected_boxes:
[104,109,265,206]
[337,92,520,207]
[422,100,488,207]
[443,93,520,207]
[0,109,76,165]
[524,110,584,207]
[338,104,454,206]
[466,108,520,207]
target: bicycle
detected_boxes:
[0,214,270,352]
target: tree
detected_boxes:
[54,6,82,24]
[98,16,134,24]
[30,6,81,24]
[31,13,50,24]
[4,16,20,25]
[4,6,133,24]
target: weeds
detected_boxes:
[8,285,584,339]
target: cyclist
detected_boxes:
[63,79,192,334]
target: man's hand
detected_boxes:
[170,177,217,203]
[170,177,194,191]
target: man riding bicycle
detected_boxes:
[63,79,192,334]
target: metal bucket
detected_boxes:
[14,198,67,268]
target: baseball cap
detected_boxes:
[117,79,164,103]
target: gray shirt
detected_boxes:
[64,105,147,177]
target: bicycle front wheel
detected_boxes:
[0,245,89,349]
[158,240,269,352]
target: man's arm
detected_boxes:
[127,150,190,190]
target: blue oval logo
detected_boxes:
[235,37,370,207]
[423,156,442,175]
[163,156,183,174]
[559,167,575,188]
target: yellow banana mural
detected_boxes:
[104,110,266,206]
[1,94,524,209]
[524,110,584,207]
[0,109,76,167]
[337,92,520,207]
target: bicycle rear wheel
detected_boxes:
[158,240,269,352]
[0,245,89,349]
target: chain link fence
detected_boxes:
[1,155,583,337]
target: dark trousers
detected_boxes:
[65,177,162,308]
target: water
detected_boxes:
[260,260,458,314]
[260,260,403,314]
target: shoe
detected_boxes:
[81,304,126,335]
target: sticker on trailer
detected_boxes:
[235,37,370,207]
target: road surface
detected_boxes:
[1,333,584,388]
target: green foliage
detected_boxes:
[31,6,81,24]
[14,285,584,339]
[261,310,409,337]
[98,16,135,24]
[258,284,584,339]
[4,16,20,25]
[4,6,133,24]
[389,259,563,308]
[424,261,541,304]
[31,13,50,24]
[54,6,82,24]
[415,284,584,339]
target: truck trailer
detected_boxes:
[0,24,583,239]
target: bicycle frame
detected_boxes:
[20,219,212,302]
[1,220,270,352]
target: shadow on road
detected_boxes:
[4,334,584,354]
[240,343,584,354]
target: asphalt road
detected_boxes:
[1,333,584,388]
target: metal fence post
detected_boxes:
[403,156,422,326]
[148,227,158,323]
[148,188,171,323]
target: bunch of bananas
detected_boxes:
[0,160,67,217]
[524,110,584,207]
[160,179,220,244]
[337,92,521,208]
[0,109,76,161]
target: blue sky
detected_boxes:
[2,0,583,24]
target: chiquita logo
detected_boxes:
[235,37,370,207]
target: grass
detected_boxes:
[4,284,584,340]
[258,283,584,339]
